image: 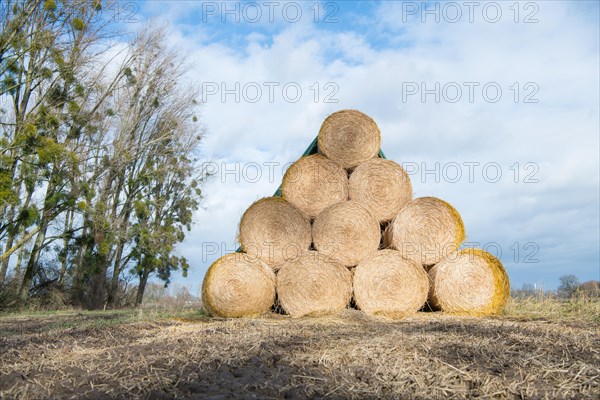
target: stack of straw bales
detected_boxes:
[202,110,510,318]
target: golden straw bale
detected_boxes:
[349,158,412,222]
[276,251,353,317]
[384,197,465,266]
[281,154,348,218]
[202,253,275,317]
[428,248,510,315]
[318,110,381,169]
[312,201,380,267]
[353,249,429,318]
[238,197,311,270]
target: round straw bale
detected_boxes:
[353,249,429,318]
[239,197,311,269]
[318,110,381,169]
[281,154,348,218]
[312,201,380,266]
[428,248,510,315]
[201,253,275,317]
[276,251,352,317]
[349,158,412,222]
[384,197,465,266]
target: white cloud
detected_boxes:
[139,1,599,292]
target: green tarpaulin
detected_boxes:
[272,136,386,197]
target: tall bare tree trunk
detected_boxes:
[13,240,28,282]
[72,220,89,302]
[0,166,23,284]
[58,209,74,287]
[135,258,150,307]
[107,202,133,305]
[19,219,48,301]
[108,240,126,306]
[19,176,56,301]
[0,206,17,284]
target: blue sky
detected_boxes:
[123,1,599,294]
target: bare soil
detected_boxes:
[1,310,598,399]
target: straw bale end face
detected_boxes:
[384,197,465,266]
[312,201,380,267]
[201,253,276,317]
[349,158,412,222]
[318,109,381,169]
[428,248,510,315]
[353,249,429,318]
[281,154,348,218]
[238,197,311,269]
[276,251,353,317]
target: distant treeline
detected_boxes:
[512,277,600,299]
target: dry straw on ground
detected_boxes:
[312,201,380,267]
[1,312,599,399]
[353,249,429,318]
[384,197,465,266]
[281,154,348,218]
[238,197,311,269]
[318,109,381,169]
[276,251,353,317]
[201,253,276,317]
[428,248,510,315]
[349,158,412,222]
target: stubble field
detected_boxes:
[0,298,598,399]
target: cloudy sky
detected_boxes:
[125,0,598,294]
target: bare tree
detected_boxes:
[558,275,580,298]
[1,3,206,309]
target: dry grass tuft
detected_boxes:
[506,294,600,323]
